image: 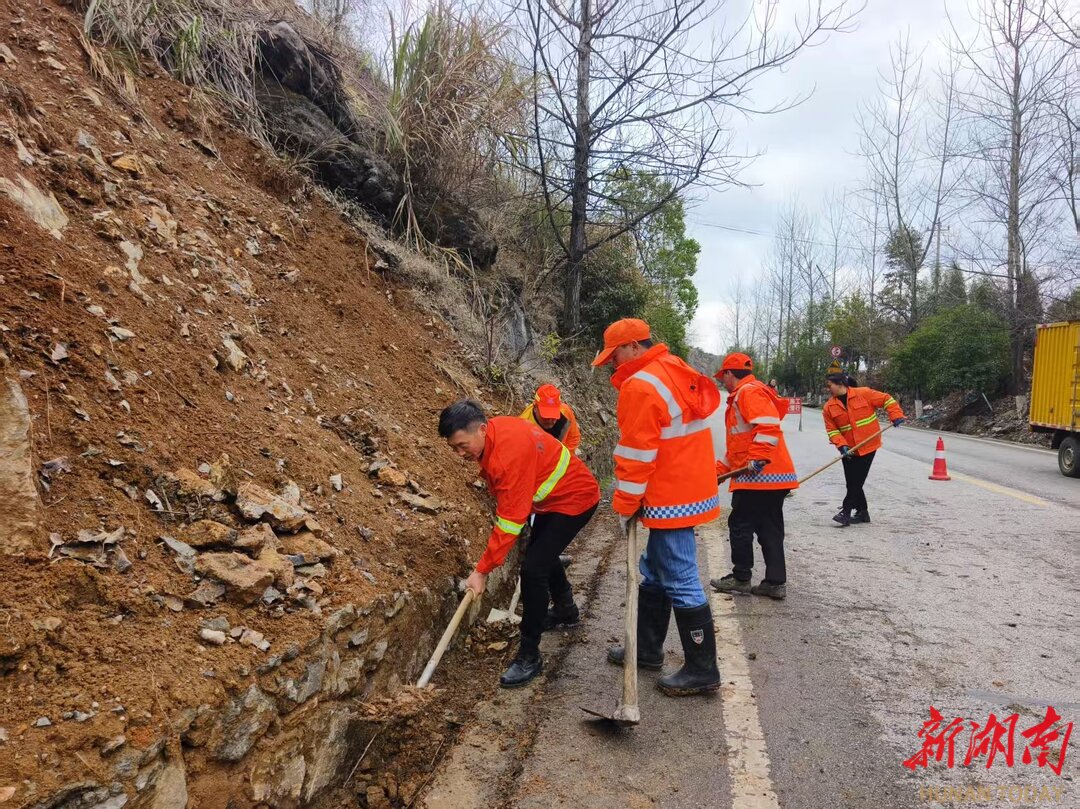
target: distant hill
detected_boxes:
[688,346,722,374]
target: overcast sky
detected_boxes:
[686,0,978,353]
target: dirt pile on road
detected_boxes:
[0,0,517,805]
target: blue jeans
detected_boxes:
[638,526,707,609]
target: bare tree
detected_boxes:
[521,0,859,332]
[857,36,962,333]
[725,275,746,349]
[949,0,1075,392]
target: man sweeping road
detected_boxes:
[438,400,599,687]
[711,353,799,600]
[592,318,721,697]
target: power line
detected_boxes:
[685,218,865,252]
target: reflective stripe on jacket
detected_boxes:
[715,375,799,491]
[610,344,720,528]
[519,401,581,453]
[476,417,599,573]
[822,386,905,456]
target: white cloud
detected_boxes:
[686,0,978,349]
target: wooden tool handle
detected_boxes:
[619,520,639,715]
[417,588,476,688]
[717,465,752,484]
[798,422,894,485]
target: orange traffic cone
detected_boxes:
[928,437,951,481]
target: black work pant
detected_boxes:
[842,450,876,512]
[729,489,789,585]
[519,504,597,657]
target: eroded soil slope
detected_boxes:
[0,0,503,804]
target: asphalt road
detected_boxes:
[424,406,1080,808]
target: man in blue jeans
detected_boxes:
[591,318,722,696]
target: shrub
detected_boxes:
[888,305,1010,399]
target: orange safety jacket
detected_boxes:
[476,417,599,574]
[822,386,905,456]
[610,344,721,528]
[519,401,581,453]
[715,375,799,491]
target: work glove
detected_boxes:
[838,445,850,458]
[748,459,767,474]
[892,418,905,428]
[618,514,634,535]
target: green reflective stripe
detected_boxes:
[855,415,878,427]
[883,397,897,407]
[534,446,570,503]
[495,516,524,535]
[838,424,853,432]
[827,430,841,437]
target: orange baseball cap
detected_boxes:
[591,318,651,367]
[534,384,562,420]
[716,352,753,376]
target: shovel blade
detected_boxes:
[579,703,640,727]
[485,608,509,624]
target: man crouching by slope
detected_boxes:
[592,318,721,696]
[438,400,599,687]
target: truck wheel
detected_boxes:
[1059,436,1080,478]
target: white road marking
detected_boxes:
[704,523,781,809]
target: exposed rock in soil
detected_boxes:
[235,482,309,532]
[181,520,237,549]
[194,552,274,605]
[208,684,277,762]
[0,352,39,553]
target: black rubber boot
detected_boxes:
[543,592,580,631]
[657,604,720,696]
[499,653,542,688]
[850,509,871,524]
[607,586,670,671]
[832,507,851,527]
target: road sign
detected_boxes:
[788,396,803,431]
[830,346,842,359]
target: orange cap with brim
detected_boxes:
[534,384,562,420]
[716,352,753,376]
[591,318,651,367]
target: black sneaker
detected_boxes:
[751,581,787,600]
[832,508,851,527]
[850,509,871,524]
[499,654,542,688]
[710,574,752,595]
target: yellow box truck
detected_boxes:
[1030,320,1080,477]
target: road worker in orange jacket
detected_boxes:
[438,400,599,687]
[822,371,905,526]
[592,318,721,697]
[711,353,799,600]
[520,384,582,455]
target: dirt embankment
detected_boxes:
[0,0,527,805]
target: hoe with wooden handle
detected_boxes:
[797,423,894,485]
[417,588,476,688]
[716,423,894,488]
[581,518,640,726]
